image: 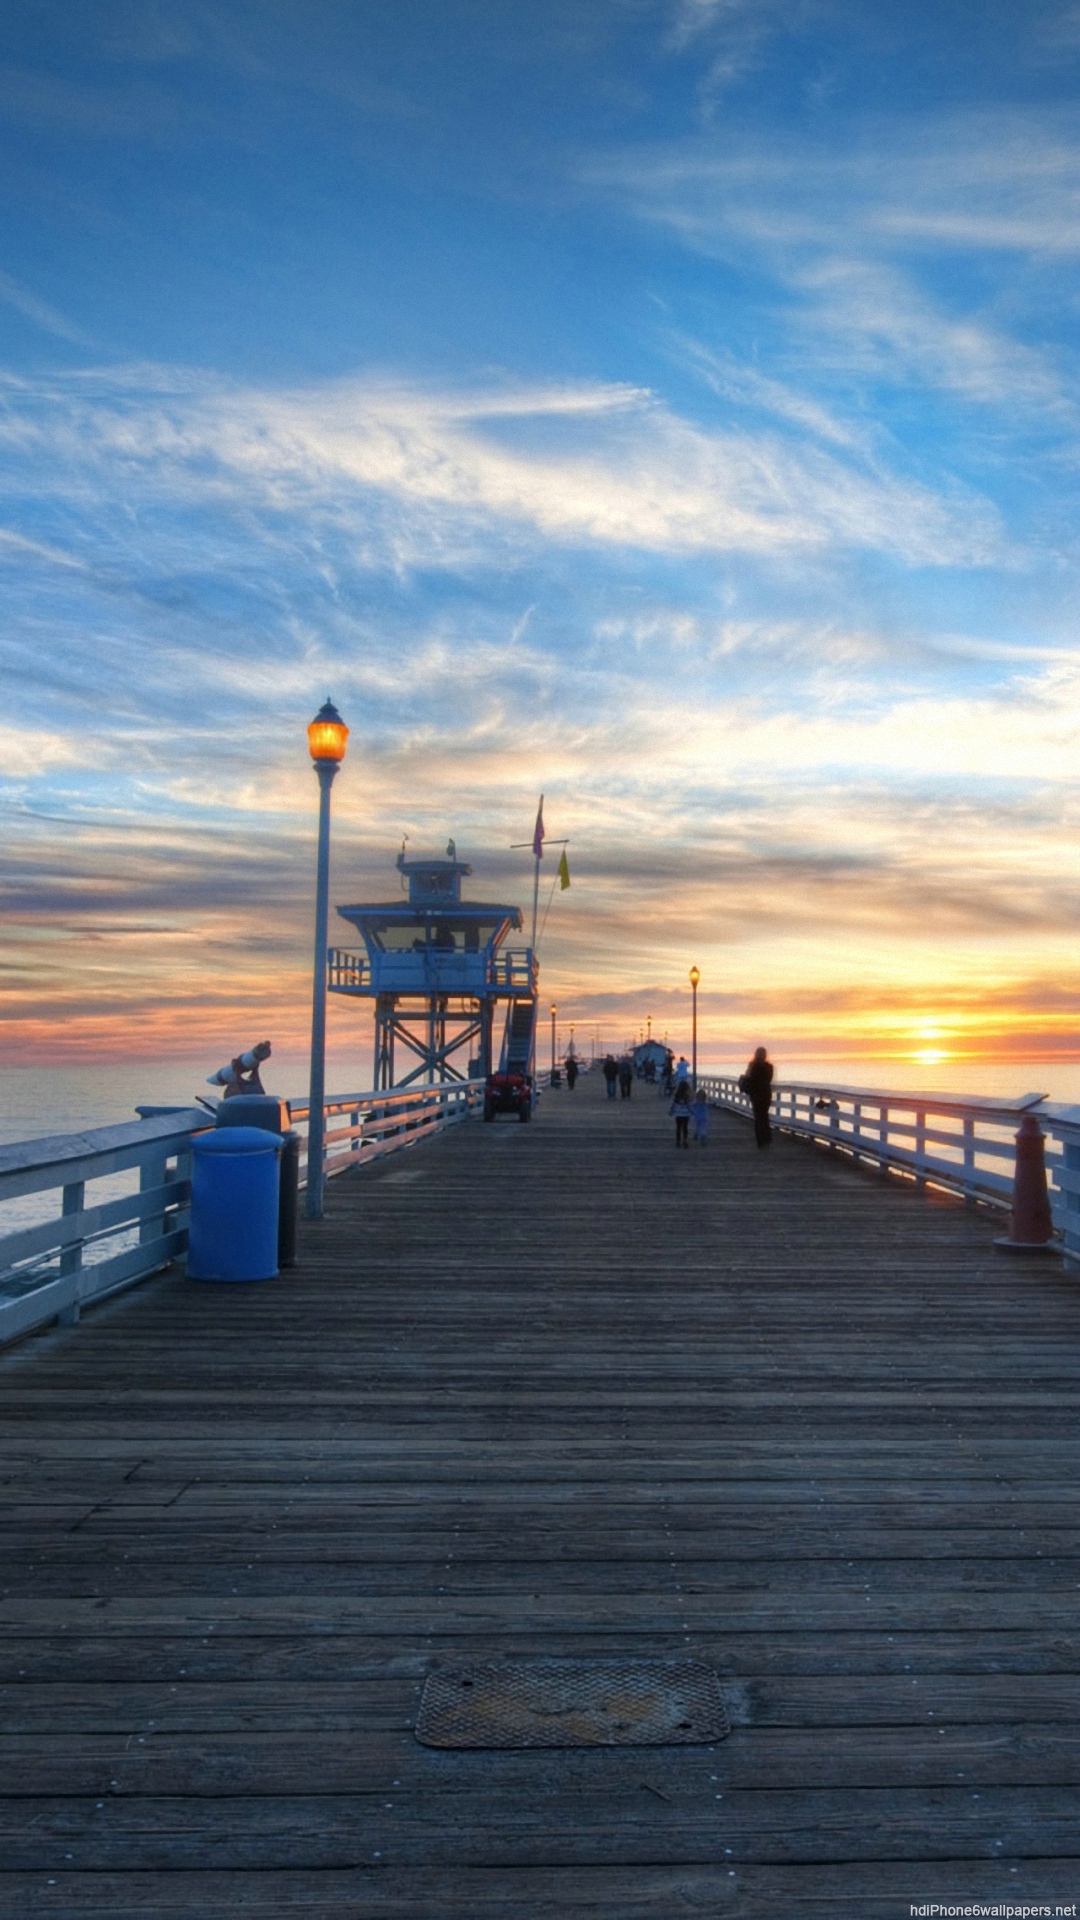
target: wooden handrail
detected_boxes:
[699,1072,1080,1258]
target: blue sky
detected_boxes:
[3,0,1080,1069]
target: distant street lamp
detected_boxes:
[550,1003,558,1083]
[305,700,349,1220]
[689,966,700,1090]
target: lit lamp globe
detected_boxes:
[689,966,700,1089]
[307,699,349,765]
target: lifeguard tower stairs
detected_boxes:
[328,847,538,1089]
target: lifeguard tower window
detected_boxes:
[328,846,538,1090]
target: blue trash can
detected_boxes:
[188,1127,282,1282]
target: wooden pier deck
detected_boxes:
[1,1072,1079,1917]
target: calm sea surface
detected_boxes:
[0,1048,372,1148]
[1,1051,1078,1148]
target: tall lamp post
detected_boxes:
[550,1003,558,1084]
[689,966,700,1091]
[305,700,349,1220]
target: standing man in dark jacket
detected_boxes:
[602,1054,618,1099]
[740,1047,774,1149]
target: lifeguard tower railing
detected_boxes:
[328,947,535,996]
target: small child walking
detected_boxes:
[670,1080,692,1149]
[691,1090,710,1146]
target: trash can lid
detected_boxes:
[216,1095,289,1132]
[193,1126,284,1155]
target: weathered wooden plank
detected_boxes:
[4,1673,1078,1733]
[4,1557,1080,1604]
[4,1860,1078,1920]
[5,1530,1078,1576]
[2,1591,1077,1632]
[2,1785,1079,1870]
[4,1722,1080,1796]
[1,1628,1075,1683]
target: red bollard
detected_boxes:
[994,1115,1056,1253]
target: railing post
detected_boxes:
[914,1108,927,1188]
[58,1180,85,1326]
[1049,1125,1080,1265]
[963,1116,975,1203]
[852,1100,862,1163]
[140,1152,168,1246]
[878,1102,889,1173]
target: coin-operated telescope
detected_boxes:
[207,1041,272,1099]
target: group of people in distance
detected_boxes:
[601,1053,635,1100]
[599,1043,776,1153]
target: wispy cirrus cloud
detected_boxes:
[0,270,96,348]
[791,258,1076,420]
[588,110,1080,470]
[0,363,1000,570]
[588,111,1080,256]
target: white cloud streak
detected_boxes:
[0,271,96,347]
[590,111,1080,256]
[0,364,1000,567]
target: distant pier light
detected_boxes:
[689,966,700,1091]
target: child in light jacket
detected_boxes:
[691,1090,710,1146]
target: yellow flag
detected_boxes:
[558,850,571,890]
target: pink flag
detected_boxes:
[532,794,545,860]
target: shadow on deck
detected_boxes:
[1,1071,1078,1916]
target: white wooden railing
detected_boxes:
[0,1080,486,1349]
[0,1109,205,1348]
[699,1072,1080,1261]
[286,1079,484,1181]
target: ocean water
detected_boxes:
[2,1049,1078,1150]
[0,1047,373,1148]
[0,1048,369,1263]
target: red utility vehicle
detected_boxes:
[484,1070,533,1123]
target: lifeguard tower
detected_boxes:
[327,845,538,1089]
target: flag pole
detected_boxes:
[510,800,567,957]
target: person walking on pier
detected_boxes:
[691,1088,710,1147]
[618,1054,633,1099]
[603,1054,618,1099]
[565,1055,578,1091]
[740,1046,774,1149]
[670,1079,692,1148]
